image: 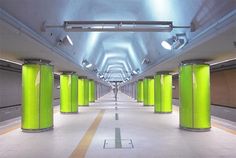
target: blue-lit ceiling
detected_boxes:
[0,0,236,83]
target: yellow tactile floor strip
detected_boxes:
[173,105,236,135]
[69,109,105,158]
[212,122,236,135]
[0,123,21,135]
[0,107,60,136]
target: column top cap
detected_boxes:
[23,59,51,65]
[61,71,77,75]
[155,71,172,75]
[180,59,209,66]
[78,76,87,79]
[145,76,154,79]
[138,79,143,81]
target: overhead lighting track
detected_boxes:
[43,21,194,32]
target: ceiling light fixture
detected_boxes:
[58,35,73,46]
[210,58,236,66]
[132,68,140,75]
[161,33,188,50]
[93,68,98,73]
[65,35,73,46]
[173,38,185,49]
[141,58,151,65]
[43,21,194,32]
[82,59,92,68]
[86,63,92,68]
[161,38,175,50]
[0,58,22,65]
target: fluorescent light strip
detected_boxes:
[0,58,22,65]
[210,58,236,66]
[66,35,73,46]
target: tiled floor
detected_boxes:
[0,92,236,158]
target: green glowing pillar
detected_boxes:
[137,80,142,102]
[84,79,89,105]
[148,77,154,106]
[89,79,95,102]
[78,76,86,106]
[179,61,211,131]
[154,72,172,113]
[22,59,53,132]
[140,80,143,102]
[136,82,139,101]
[136,81,141,102]
[143,77,154,106]
[143,78,148,106]
[60,72,78,113]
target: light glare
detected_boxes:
[161,41,172,50]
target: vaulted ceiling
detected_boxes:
[0,0,236,84]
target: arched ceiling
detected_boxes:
[0,0,236,84]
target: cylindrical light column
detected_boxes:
[143,78,149,106]
[137,79,144,102]
[154,72,172,113]
[140,80,143,102]
[89,79,95,102]
[22,59,53,132]
[84,78,89,106]
[179,60,211,131]
[78,76,86,106]
[148,76,154,106]
[137,80,141,102]
[60,72,78,113]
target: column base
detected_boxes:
[143,104,153,106]
[179,125,211,132]
[154,111,172,114]
[22,126,53,133]
[60,111,78,114]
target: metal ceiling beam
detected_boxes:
[44,20,194,32]
[64,21,173,32]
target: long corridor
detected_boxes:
[1,1,236,157]
[1,92,236,158]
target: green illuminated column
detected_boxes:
[84,78,89,106]
[143,77,154,106]
[137,80,144,102]
[154,72,172,113]
[148,77,154,106]
[78,76,86,106]
[60,72,78,113]
[136,82,139,101]
[137,80,142,102]
[89,79,95,102]
[179,61,211,131]
[140,80,143,102]
[22,59,53,132]
[143,78,148,106]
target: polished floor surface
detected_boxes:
[0,92,236,158]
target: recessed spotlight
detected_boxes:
[173,39,185,49]
[161,38,175,50]
[162,33,188,50]
[82,59,93,68]
[86,63,92,68]
[59,35,73,46]
[65,35,73,46]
